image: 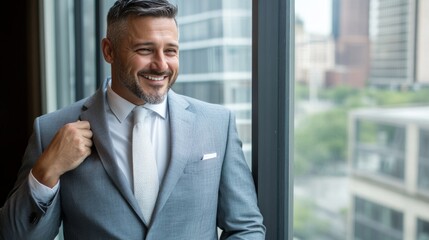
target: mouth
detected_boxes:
[143,75,166,81]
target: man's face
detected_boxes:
[108,16,179,105]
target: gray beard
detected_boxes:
[138,87,169,104]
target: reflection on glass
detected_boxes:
[173,1,252,167]
[294,0,429,239]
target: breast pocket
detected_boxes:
[183,156,220,174]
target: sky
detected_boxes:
[295,0,332,35]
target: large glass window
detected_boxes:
[41,0,97,113]
[179,0,222,15]
[179,18,223,42]
[173,0,253,166]
[294,0,429,239]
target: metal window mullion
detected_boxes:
[74,0,84,100]
[95,0,104,89]
[252,0,294,239]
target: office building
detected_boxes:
[172,1,252,165]
[368,0,417,87]
[348,106,429,239]
[326,0,370,88]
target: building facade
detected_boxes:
[368,0,417,88]
[172,0,252,165]
[328,0,370,88]
[348,106,429,239]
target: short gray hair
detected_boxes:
[106,0,178,45]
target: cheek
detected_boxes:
[168,59,179,71]
[128,54,151,68]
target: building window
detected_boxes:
[417,218,429,240]
[354,196,403,240]
[354,120,406,180]
[173,0,252,166]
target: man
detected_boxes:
[0,0,265,239]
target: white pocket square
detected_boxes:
[202,152,217,160]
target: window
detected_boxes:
[354,120,406,180]
[294,0,429,240]
[354,197,403,240]
[40,0,98,113]
[417,219,429,240]
[173,1,253,167]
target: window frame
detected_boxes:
[252,0,294,239]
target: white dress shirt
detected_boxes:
[29,81,171,203]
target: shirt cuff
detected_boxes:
[28,170,59,205]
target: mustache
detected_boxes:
[137,70,173,76]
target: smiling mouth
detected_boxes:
[143,75,166,81]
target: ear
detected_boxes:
[101,38,114,63]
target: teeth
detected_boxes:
[144,75,164,81]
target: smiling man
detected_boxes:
[105,13,180,105]
[0,1,266,239]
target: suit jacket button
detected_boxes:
[29,212,39,224]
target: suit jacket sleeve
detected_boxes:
[217,111,266,239]
[0,118,62,240]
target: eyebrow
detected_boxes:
[135,42,179,49]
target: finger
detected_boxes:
[83,138,93,148]
[74,120,91,129]
[81,129,93,139]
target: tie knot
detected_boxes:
[133,106,150,124]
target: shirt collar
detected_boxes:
[106,81,168,123]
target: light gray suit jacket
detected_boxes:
[0,80,265,239]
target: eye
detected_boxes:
[137,48,152,55]
[165,48,178,56]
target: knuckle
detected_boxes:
[63,122,75,130]
[77,146,87,156]
[72,136,82,145]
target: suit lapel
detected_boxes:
[79,86,195,226]
[79,84,146,224]
[151,91,195,221]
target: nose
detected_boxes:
[151,51,168,71]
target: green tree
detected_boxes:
[294,86,429,176]
[294,108,347,175]
[294,197,330,239]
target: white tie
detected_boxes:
[132,106,159,224]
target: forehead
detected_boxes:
[126,16,178,38]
